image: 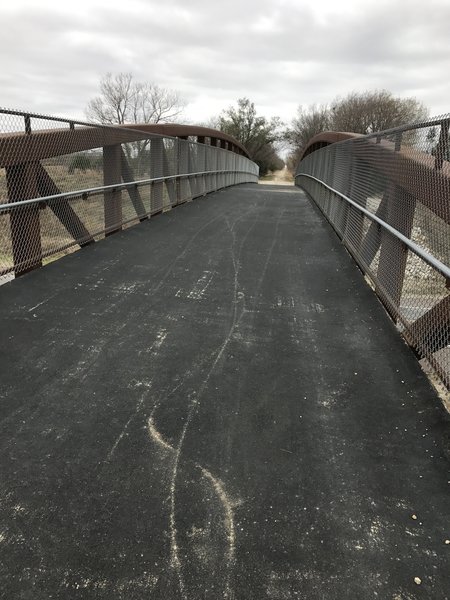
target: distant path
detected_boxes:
[259,166,294,185]
[0,183,449,599]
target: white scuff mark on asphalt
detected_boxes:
[147,409,186,599]
[199,466,236,594]
[28,299,49,313]
[27,292,59,313]
[145,208,274,599]
[106,390,149,461]
[187,271,215,300]
[273,296,296,309]
[148,379,238,598]
[151,328,168,352]
[148,415,175,454]
[151,209,229,297]
[114,282,138,294]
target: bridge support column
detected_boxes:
[343,158,370,253]
[150,138,164,214]
[187,141,200,199]
[5,162,42,276]
[120,150,147,221]
[103,145,122,236]
[36,164,94,246]
[377,185,416,315]
[177,139,190,204]
[163,140,177,208]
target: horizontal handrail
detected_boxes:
[297,173,450,281]
[0,169,256,212]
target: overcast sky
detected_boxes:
[1,0,449,126]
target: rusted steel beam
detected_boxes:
[359,190,389,267]
[300,132,450,225]
[35,164,94,246]
[0,124,250,168]
[120,149,147,221]
[350,139,450,225]
[162,143,177,207]
[377,185,417,312]
[150,138,164,214]
[0,127,149,167]
[434,121,449,171]
[121,124,249,158]
[177,140,190,204]
[103,145,122,236]
[5,162,42,276]
[298,132,362,162]
[407,295,450,353]
[187,144,200,199]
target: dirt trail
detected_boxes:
[259,166,294,185]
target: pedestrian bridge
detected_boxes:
[0,109,449,598]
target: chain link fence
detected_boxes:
[0,109,258,283]
[295,116,450,390]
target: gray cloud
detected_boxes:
[1,0,449,124]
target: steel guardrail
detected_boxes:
[296,116,450,390]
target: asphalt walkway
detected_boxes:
[0,183,449,599]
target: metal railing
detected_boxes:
[295,115,450,390]
[0,108,258,283]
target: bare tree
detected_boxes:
[330,90,428,134]
[286,90,429,171]
[86,73,186,174]
[85,72,186,125]
[287,105,330,148]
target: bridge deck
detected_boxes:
[0,183,449,599]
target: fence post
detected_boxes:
[377,185,416,314]
[5,162,42,276]
[376,130,416,314]
[120,149,147,221]
[163,140,177,208]
[434,120,449,171]
[343,156,370,252]
[150,138,164,214]
[103,145,122,236]
[178,139,190,203]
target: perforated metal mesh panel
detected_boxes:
[296,117,450,390]
[0,109,258,283]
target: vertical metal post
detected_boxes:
[24,115,32,135]
[5,162,42,276]
[120,149,147,221]
[343,157,370,252]
[178,139,190,203]
[150,138,164,214]
[377,186,416,314]
[435,120,449,171]
[103,145,122,236]
[187,142,199,199]
[164,139,177,208]
[376,131,416,315]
